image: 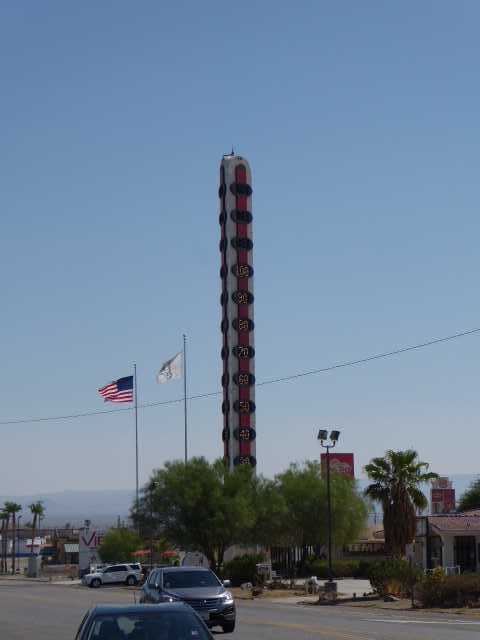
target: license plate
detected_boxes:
[200,611,210,621]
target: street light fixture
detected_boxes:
[317,428,341,594]
[317,429,328,443]
[329,430,340,443]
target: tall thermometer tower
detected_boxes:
[219,153,256,470]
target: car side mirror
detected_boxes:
[223,580,231,588]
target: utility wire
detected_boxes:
[256,326,480,386]
[1,326,479,426]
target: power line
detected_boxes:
[1,326,479,426]
[256,326,480,386]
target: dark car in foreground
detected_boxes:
[75,603,213,640]
[140,566,236,633]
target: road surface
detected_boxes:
[1,582,479,639]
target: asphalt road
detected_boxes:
[1,582,480,640]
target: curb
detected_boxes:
[0,578,50,584]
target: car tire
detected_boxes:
[222,622,235,633]
[91,578,101,588]
[126,575,137,586]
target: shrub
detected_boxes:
[353,560,376,579]
[368,559,421,597]
[417,573,480,608]
[305,559,360,579]
[221,553,265,587]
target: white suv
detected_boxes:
[83,563,142,588]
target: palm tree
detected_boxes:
[4,502,22,574]
[364,449,437,557]
[0,510,8,573]
[29,502,45,557]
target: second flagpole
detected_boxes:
[183,334,188,464]
[134,363,139,508]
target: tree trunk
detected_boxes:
[3,516,10,573]
[11,515,16,575]
[0,521,4,573]
[300,545,308,575]
[207,546,225,575]
[205,550,216,573]
[31,514,37,557]
[216,546,225,575]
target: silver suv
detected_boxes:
[140,566,235,633]
[82,563,142,587]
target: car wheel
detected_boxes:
[126,575,137,586]
[91,578,101,588]
[222,622,235,633]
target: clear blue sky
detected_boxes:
[2,1,480,494]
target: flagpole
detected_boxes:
[183,334,188,464]
[134,363,139,508]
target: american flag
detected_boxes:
[98,376,134,403]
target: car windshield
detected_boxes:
[162,571,220,589]
[87,610,211,640]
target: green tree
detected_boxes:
[273,461,367,569]
[28,501,45,557]
[134,458,256,572]
[458,478,480,513]
[365,449,437,557]
[4,502,22,574]
[98,528,141,563]
[249,475,288,549]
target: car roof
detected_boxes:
[90,603,191,615]
[157,566,212,572]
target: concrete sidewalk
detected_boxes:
[0,574,80,585]
[0,574,49,583]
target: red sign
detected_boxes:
[321,453,355,478]
[431,488,456,513]
[432,477,451,489]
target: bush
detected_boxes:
[353,560,376,579]
[368,559,421,597]
[305,559,361,579]
[417,573,480,608]
[221,553,265,587]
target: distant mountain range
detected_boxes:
[0,489,134,527]
[2,473,478,528]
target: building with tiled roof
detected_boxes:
[410,510,480,573]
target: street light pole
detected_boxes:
[318,428,341,595]
[325,445,332,582]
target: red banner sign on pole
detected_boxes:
[321,453,355,478]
